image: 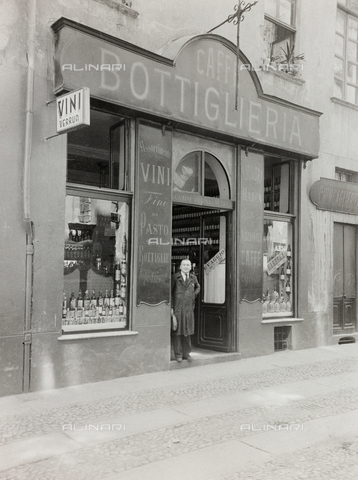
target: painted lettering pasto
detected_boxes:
[136,122,172,305]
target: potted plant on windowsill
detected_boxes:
[275,42,305,76]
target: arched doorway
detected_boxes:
[172,150,234,352]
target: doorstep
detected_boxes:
[169,347,241,370]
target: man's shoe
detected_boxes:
[175,356,182,362]
[183,355,192,362]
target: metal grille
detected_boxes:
[274,326,292,351]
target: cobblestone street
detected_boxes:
[0,344,358,479]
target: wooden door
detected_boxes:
[333,224,357,333]
[197,212,231,351]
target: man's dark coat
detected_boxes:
[171,272,200,336]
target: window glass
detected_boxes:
[63,195,129,331]
[335,6,358,104]
[279,0,292,24]
[264,158,290,213]
[263,220,293,316]
[335,34,344,57]
[67,110,126,190]
[173,152,200,193]
[265,0,294,25]
[203,216,226,304]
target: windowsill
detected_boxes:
[331,97,358,111]
[259,68,305,86]
[58,330,138,340]
[261,317,303,324]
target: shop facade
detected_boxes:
[3,0,341,397]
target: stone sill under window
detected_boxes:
[259,68,305,86]
[261,317,303,324]
[94,0,139,18]
[331,97,358,111]
[58,330,138,340]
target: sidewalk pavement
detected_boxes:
[0,344,358,479]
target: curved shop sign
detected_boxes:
[310,177,358,215]
[52,18,320,157]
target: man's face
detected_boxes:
[180,260,191,274]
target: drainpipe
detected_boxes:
[23,0,37,393]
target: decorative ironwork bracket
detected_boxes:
[208,1,258,110]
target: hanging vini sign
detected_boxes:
[56,87,90,133]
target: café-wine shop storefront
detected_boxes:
[23,18,321,393]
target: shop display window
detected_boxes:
[67,110,127,190]
[62,195,129,331]
[264,157,290,213]
[262,219,293,316]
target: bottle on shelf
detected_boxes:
[104,289,110,307]
[77,290,83,310]
[91,289,97,307]
[285,277,291,293]
[62,292,67,319]
[84,290,91,312]
[286,257,291,275]
[109,289,115,308]
[262,293,267,314]
[280,265,285,280]
[279,293,286,312]
[114,262,121,282]
[69,292,76,311]
[120,281,126,299]
[97,291,103,315]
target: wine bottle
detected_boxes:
[91,289,97,307]
[114,262,121,282]
[84,290,91,312]
[69,292,76,311]
[104,289,110,307]
[62,292,67,319]
[109,289,115,308]
[77,290,83,310]
[286,277,291,293]
[280,265,285,280]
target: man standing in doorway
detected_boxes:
[171,259,200,362]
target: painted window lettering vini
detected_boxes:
[136,123,172,305]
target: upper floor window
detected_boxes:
[264,0,296,62]
[335,1,358,104]
[335,167,358,182]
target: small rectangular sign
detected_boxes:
[266,251,287,276]
[56,87,90,133]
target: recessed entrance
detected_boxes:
[172,205,232,352]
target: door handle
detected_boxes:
[342,291,347,299]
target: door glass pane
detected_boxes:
[63,195,129,330]
[344,225,356,298]
[203,216,226,304]
[333,224,344,298]
[173,152,200,193]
